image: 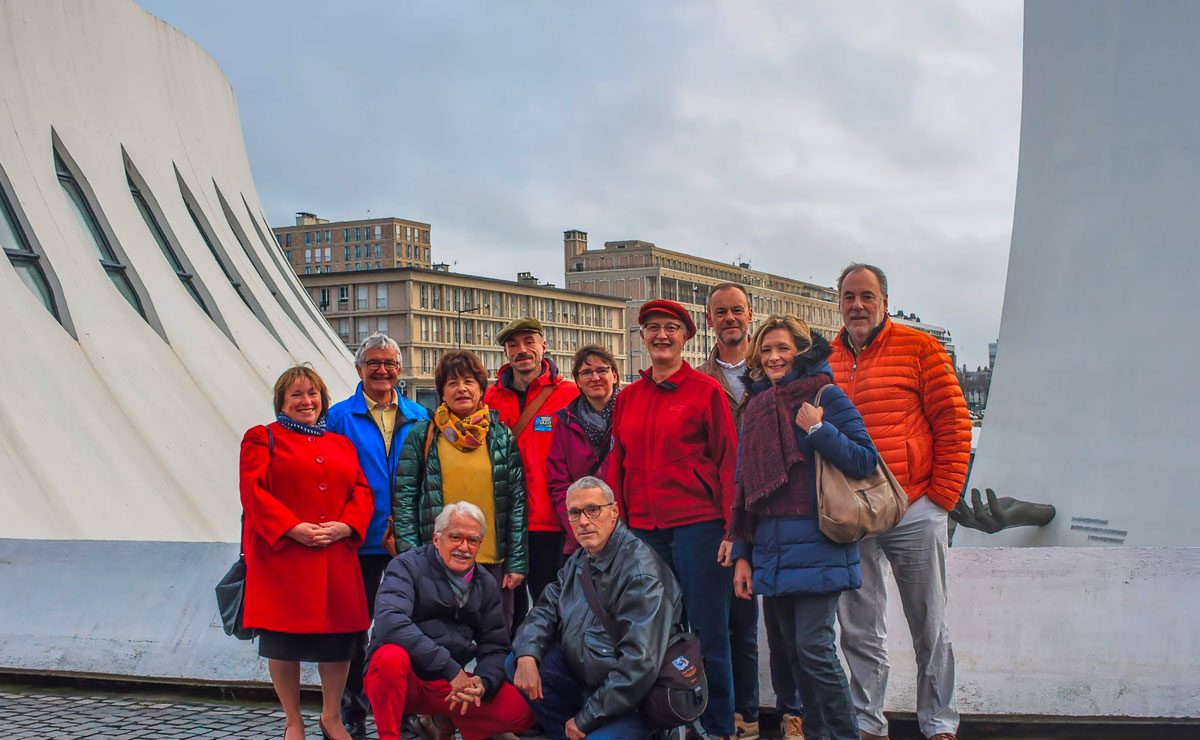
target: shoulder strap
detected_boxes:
[510,385,555,438]
[579,561,621,639]
[422,422,435,462]
[813,383,836,408]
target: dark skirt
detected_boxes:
[257,630,358,662]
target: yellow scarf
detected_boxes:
[433,403,491,452]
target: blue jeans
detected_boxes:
[505,649,659,740]
[763,592,856,740]
[632,520,734,736]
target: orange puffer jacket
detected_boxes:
[828,319,971,511]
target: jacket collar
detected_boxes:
[586,520,631,573]
[497,358,563,393]
[638,360,692,391]
[350,382,424,422]
[837,317,892,357]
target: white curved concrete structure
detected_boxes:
[0,0,353,543]
[957,0,1200,548]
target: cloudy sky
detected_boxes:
[139,1,1023,369]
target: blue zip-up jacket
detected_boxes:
[327,383,430,556]
[731,336,878,595]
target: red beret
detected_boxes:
[637,299,697,340]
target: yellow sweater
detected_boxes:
[437,434,499,564]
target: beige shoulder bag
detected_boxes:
[812,384,908,543]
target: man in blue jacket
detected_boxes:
[327,332,430,738]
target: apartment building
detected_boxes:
[273,212,432,275]
[562,230,840,372]
[299,266,627,408]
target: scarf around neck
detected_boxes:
[729,371,830,541]
[573,388,618,453]
[276,413,326,436]
[433,403,491,452]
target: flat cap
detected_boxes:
[637,299,697,340]
[496,317,544,345]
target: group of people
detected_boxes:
[236,262,972,740]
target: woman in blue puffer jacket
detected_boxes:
[730,315,878,740]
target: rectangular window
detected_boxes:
[318,287,330,312]
[344,246,351,261]
[375,261,381,269]
[304,248,311,264]
[376,316,388,335]
[304,231,312,245]
[285,233,292,247]
[405,244,412,259]
[357,317,370,342]
[316,230,323,245]
[337,286,349,304]
[325,229,332,244]
[355,227,362,241]
[303,266,311,274]
[420,284,429,308]
[374,225,382,239]
[324,247,331,262]
[356,284,368,309]
[343,228,350,242]
[285,250,292,262]
[375,244,381,258]
[338,318,350,339]
[355,245,362,259]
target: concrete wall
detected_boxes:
[0,0,354,544]
[959,0,1200,547]
[3,539,1196,719]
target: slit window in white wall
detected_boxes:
[1,184,61,323]
[128,176,208,315]
[55,152,146,318]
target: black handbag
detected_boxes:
[215,428,272,640]
[579,562,708,729]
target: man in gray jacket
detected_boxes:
[508,476,683,740]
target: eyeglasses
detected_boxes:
[566,502,616,521]
[361,359,400,371]
[441,531,483,547]
[577,368,611,379]
[642,323,683,336]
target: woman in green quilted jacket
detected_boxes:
[392,349,528,630]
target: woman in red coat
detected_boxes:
[240,366,374,740]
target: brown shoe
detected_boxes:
[734,712,760,740]
[412,714,454,740]
[929,734,957,740]
[780,713,804,739]
[860,732,889,740]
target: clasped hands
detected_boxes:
[286,521,351,547]
[445,669,485,715]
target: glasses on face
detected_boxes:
[577,367,611,379]
[442,531,483,547]
[362,359,400,371]
[566,502,616,521]
[642,323,683,336]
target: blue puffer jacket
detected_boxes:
[327,383,430,555]
[731,338,879,596]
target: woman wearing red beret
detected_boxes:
[604,298,739,739]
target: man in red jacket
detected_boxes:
[829,264,970,740]
[483,317,579,626]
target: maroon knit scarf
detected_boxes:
[729,372,831,542]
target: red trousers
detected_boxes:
[365,643,535,740]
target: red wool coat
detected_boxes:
[239,423,374,634]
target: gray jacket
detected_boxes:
[512,521,683,733]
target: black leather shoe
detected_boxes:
[342,717,368,739]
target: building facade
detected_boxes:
[273,212,432,275]
[299,266,627,408]
[561,230,840,376]
[890,310,957,368]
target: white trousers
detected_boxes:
[836,496,958,737]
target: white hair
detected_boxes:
[434,501,487,535]
[354,332,402,366]
[566,476,615,504]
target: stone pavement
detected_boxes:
[0,686,389,740]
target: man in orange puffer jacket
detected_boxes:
[828,263,970,740]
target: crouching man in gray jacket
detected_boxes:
[507,476,684,740]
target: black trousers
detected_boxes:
[730,593,761,720]
[342,553,392,724]
[511,531,564,633]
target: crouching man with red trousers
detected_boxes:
[366,502,534,740]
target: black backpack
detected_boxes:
[579,563,708,729]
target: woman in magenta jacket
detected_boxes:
[545,344,621,556]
